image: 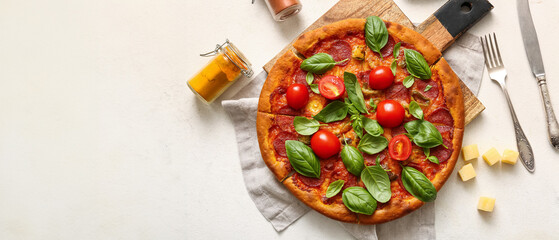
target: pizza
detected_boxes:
[256,17,464,224]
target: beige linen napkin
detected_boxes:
[221,33,484,240]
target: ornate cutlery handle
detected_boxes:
[537,76,559,149]
[502,86,535,172]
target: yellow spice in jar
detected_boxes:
[188,50,241,103]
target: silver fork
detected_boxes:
[481,33,535,173]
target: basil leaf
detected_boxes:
[404,120,444,148]
[363,117,384,136]
[401,166,437,202]
[423,147,430,157]
[352,116,364,138]
[365,16,389,58]
[326,180,345,198]
[285,140,321,178]
[358,133,388,155]
[403,75,415,88]
[342,187,377,215]
[428,156,440,164]
[306,72,314,85]
[301,53,347,74]
[361,165,392,203]
[413,121,444,148]
[404,120,422,136]
[341,145,365,176]
[293,116,320,135]
[344,72,367,114]
[313,101,348,123]
[369,99,377,112]
[310,84,320,94]
[424,84,432,92]
[390,60,397,76]
[346,98,360,116]
[404,49,432,80]
[409,101,424,120]
[393,42,401,59]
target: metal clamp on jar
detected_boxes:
[187,40,253,103]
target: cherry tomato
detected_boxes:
[376,100,405,128]
[318,75,345,100]
[311,130,341,159]
[388,135,412,161]
[286,83,309,109]
[369,66,395,90]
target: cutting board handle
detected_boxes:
[417,0,493,51]
[435,0,493,37]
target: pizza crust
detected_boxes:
[430,57,465,190]
[283,176,359,223]
[256,112,293,181]
[386,22,441,65]
[258,50,303,114]
[293,19,366,57]
[356,183,424,224]
[292,18,442,64]
[435,57,465,129]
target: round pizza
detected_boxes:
[256,17,464,224]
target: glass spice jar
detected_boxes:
[187,40,253,103]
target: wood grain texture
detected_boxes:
[263,0,484,125]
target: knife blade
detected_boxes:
[517,0,559,149]
[517,0,544,77]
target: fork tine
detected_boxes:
[492,33,503,67]
[484,34,494,67]
[488,33,500,67]
[480,36,492,69]
[483,35,492,68]
[484,35,496,68]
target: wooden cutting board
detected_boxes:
[263,0,493,125]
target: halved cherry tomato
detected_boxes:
[376,100,405,128]
[388,135,412,161]
[286,83,309,109]
[369,66,395,90]
[318,75,345,100]
[311,130,341,159]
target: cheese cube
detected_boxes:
[482,147,501,166]
[502,149,519,165]
[462,144,480,161]
[477,196,496,212]
[458,163,476,181]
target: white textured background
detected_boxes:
[0,0,558,239]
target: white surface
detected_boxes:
[0,0,558,239]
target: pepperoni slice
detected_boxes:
[426,108,454,126]
[359,70,371,84]
[293,68,309,88]
[414,79,439,100]
[273,132,298,157]
[327,40,352,66]
[391,125,407,137]
[435,125,454,141]
[364,151,386,166]
[294,173,324,187]
[276,115,296,133]
[276,106,300,115]
[431,139,453,162]
[332,159,358,187]
[385,83,410,102]
[378,36,395,58]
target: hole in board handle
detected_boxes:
[461,2,473,13]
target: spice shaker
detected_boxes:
[263,0,302,21]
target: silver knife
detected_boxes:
[517,0,559,149]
